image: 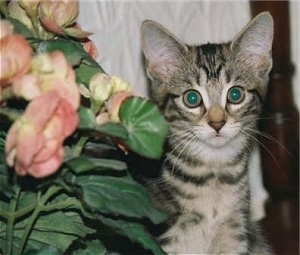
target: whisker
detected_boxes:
[240,129,281,171]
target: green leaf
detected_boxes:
[36,38,102,69]
[24,246,60,255]
[7,17,33,38]
[37,39,82,66]
[120,97,168,159]
[75,64,103,85]
[11,211,94,253]
[66,156,127,174]
[74,175,166,224]
[95,122,128,140]
[72,240,106,255]
[16,191,36,211]
[98,215,166,255]
[78,107,128,140]
[0,132,13,198]
[78,106,97,128]
[84,142,117,151]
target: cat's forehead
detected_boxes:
[195,43,227,71]
[189,43,232,88]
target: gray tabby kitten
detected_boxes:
[141,12,273,254]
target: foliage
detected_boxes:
[0,1,168,254]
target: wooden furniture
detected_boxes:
[251,0,299,198]
[250,1,299,254]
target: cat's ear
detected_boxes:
[141,20,188,82]
[231,12,274,73]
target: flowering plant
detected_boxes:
[0,1,168,255]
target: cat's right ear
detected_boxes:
[141,20,188,83]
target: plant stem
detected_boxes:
[15,186,62,255]
[43,198,81,212]
[6,185,21,255]
[73,136,89,157]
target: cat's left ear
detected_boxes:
[231,12,274,73]
[141,20,188,83]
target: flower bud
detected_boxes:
[38,0,79,35]
[111,75,131,94]
[89,73,112,106]
[19,0,40,18]
[8,0,33,31]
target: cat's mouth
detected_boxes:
[206,133,228,147]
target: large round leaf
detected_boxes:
[119,97,168,159]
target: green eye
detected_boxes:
[227,86,245,104]
[183,89,202,108]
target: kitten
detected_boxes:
[141,12,273,254]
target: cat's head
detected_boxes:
[141,12,273,161]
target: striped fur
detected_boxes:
[141,12,273,254]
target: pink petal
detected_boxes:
[16,123,43,167]
[5,121,19,156]
[12,74,41,100]
[23,90,61,130]
[55,99,79,137]
[0,34,32,86]
[29,147,64,178]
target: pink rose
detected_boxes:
[0,25,32,87]
[12,51,80,110]
[5,90,78,178]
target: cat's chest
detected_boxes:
[162,164,244,220]
[159,180,244,254]
[179,180,241,221]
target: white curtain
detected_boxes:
[79,0,299,221]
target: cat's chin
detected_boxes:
[206,134,229,148]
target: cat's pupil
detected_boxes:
[227,86,244,104]
[183,90,202,108]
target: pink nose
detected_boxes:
[208,120,225,132]
[207,106,227,132]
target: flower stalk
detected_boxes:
[6,185,21,255]
[15,185,62,255]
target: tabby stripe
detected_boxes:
[161,93,175,111]
[166,148,204,167]
[218,165,248,185]
[164,159,214,186]
[168,182,197,199]
[248,89,263,105]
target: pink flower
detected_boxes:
[82,38,99,60]
[0,20,14,39]
[12,51,80,110]
[107,91,133,123]
[0,22,32,87]
[38,0,91,38]
[39,0,78,33]
[5,90,78,178]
